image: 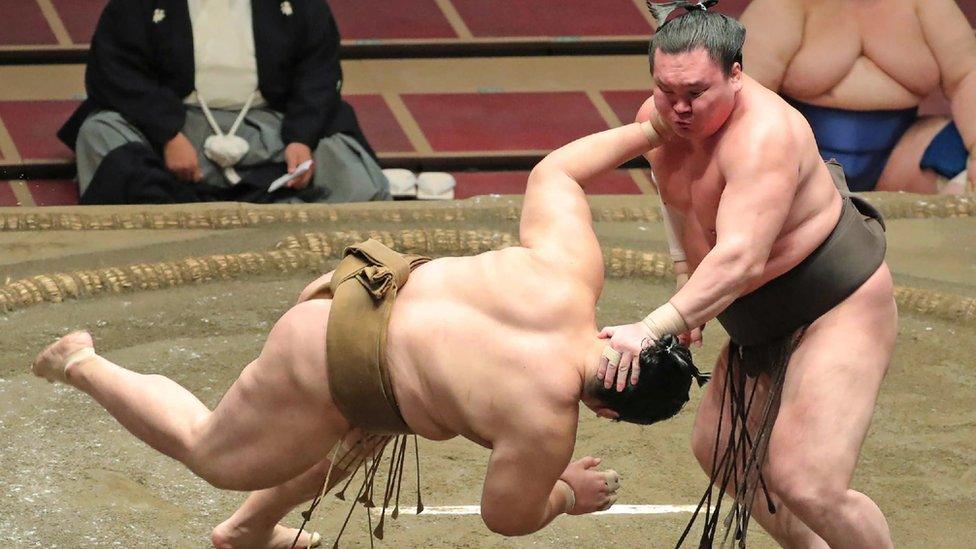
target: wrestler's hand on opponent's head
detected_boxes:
[678,324,704,349]
[597,322,654,392]
[560,457,620,515]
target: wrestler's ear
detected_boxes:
[729,62,743,92]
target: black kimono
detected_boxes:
[58,0,373,157]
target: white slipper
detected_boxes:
[383,169,418,198]
[416,172,456,200]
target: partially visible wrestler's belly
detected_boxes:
[379,261,462,441]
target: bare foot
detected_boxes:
[211,521,321,549]
[31,331,96,384]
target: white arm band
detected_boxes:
[639,111,673,149]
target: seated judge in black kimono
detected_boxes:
[59,0,390,205]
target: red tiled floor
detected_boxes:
[329,0,457,40]
[452,170,641,198]
[345,95,414,152]
[403,92,610,152]
[453,0,651,37]
[51,0,107,44]
[0,0,57,45]
[0,101,78,160]
[26,179,78,206]
[602,90,652,125]
[0,181,18,206]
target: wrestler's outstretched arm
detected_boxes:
[635,98,701,347]
[669,125,800,329]
[738,0,804,91]
[919,0,976,185]
[599,120,801,389]
[520,121,666,292]
[480,417,616,535]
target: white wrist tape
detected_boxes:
[641,302,689,340]
[639,113,672,149]
[554,480,576,514]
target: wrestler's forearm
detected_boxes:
[950,71,976,152]
[532,123,658,187]
[667,244,764,329]
[534,481,575,531]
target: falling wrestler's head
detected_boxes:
[647,3,745,139]
[584,335,709,425]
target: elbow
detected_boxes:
[528,158,559,183]
[717,245,767,288]
[481,510,540,537]
[738,259,767,285]
[483,520,538,538]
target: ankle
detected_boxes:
[64,353,101,384]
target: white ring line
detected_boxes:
[371,504,707,516]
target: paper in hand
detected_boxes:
[267,160,314,193]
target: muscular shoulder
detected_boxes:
[717,89,801,175]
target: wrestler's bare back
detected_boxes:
[741,0,958,110]
[384,248,596,444]
[297,186,606,451]
[645,77,842,290]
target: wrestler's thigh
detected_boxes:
[875,116,950,194]
[691,343,745,466]
[194,299,350,490]
[691,343,772,469]
[766,266,897,492]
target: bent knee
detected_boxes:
[690,421,717,471]
[185,441,262,491]
[769,466,849,521]
[189,461,255,491]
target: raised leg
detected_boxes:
[31,299,349,491]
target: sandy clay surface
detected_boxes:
[0,199,973,548]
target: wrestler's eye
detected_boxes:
[691,90,705,98]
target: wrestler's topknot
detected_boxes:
[648,7,745,77]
